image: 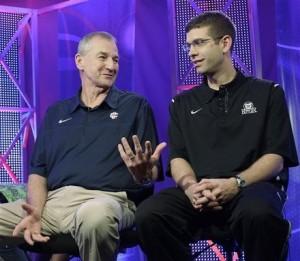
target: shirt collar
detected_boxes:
[105,86,120,109]
[200,70,246,103]
[218,70,245,91]
[69,86,121,113]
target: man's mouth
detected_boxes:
[102,74,114,78]
[193,59,205,66]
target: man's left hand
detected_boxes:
[12,203,50,245]
[118,135,166,183]
[194,178,239,209]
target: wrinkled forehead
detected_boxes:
[83,36,119,56]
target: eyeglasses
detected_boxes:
[183,36,224,53]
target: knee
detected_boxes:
[75,200,120,237]
[238,201,281,228]
[248,203,274,219]
[135,198,162,231]
[79,212,116,232]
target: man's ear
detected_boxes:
[75,53,84,70]
[221,35,232,54]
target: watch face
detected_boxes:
[236,176,246,188]
[237,179,242,187]
[240,179,246,187]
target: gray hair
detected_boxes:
[77,31,117,55]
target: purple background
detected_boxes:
[0,0,299,260]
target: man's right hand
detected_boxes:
[118,135,166,183]
[185,182,223,211]
[12,203,49,245]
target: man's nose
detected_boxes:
[188,45,197,58]
[105,58,114,70]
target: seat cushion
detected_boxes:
[0,184,26,202]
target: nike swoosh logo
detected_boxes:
[190,108,202,115]
[58,117,72,124]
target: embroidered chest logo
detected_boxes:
[110,112,119,119]
[190,108,202,115]
[241,101,257,115]
[58,117,72,124]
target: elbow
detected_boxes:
[272,154,284,173]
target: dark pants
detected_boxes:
[135,182,290,261]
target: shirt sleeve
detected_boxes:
[29,110,50,177]
[168,97,188,161]
[261,85,299,167]
[135,99,164,181]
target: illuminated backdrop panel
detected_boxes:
[0,11,26,183]
[174,0,255,91]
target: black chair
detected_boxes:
[191,218,291,261]
[19,228,139,257]
[190,225,244,261]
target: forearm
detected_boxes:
[238,153,283,186]
[26,174,48,218]
[171,158,197,191]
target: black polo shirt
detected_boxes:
[169,72,298,184]
[30,87,162,202]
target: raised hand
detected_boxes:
[13,203,49,245]
[118,135,167,183]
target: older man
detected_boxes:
[0,31,165,261]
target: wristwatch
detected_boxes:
[235,175,246,189]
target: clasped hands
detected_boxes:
[118,135,166,184]
[185,177,239,211]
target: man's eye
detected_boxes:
[98,56,106,60]
[194,39,205,45]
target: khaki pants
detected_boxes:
[0,186,136,261]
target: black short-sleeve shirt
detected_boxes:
[30,87,162,202]
[169,72,298,183]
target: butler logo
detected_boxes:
[241,101,257,115]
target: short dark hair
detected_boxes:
[185,11,236,49]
